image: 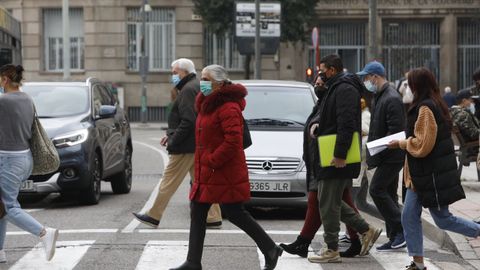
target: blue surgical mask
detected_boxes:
[364,80,377,93]
[200,81,213,96]
[0,87,3,94]
[171,74,181,86]
[469,103,476,114]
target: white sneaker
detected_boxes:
[40,227,58,261]
[0,249,6,263]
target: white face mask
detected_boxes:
[469,103,476,114]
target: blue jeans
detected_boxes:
[0,151,43,249]
[402,188,480,257]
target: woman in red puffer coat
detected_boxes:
[170,65,283,270]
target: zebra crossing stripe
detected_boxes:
[122,141,169,233]
[9,240,95,270]
[135,241,188,270]
[369,248,441,270]
[257,247,323,270]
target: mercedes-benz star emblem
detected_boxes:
[262,161,273,171]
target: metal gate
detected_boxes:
[458,18,480,91]
[382,21,440,83]
[308,22,367,74]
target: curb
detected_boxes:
[420,202,480,269]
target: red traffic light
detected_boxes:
[306,68,313,77]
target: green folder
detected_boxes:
[317,132,361,167]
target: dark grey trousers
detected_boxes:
[318,178,370,250]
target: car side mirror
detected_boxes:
[98,105,117,119]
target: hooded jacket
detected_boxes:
[309,72,364,181]
[189,82,251,203]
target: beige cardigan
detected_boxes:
[398,106,438,189]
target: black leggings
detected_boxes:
[187,201,276,264]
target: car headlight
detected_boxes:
[53,129,89,148]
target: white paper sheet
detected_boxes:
[366,131,406,156]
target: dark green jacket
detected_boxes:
[166,73,199,154]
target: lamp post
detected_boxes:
[140,0,151,123]
[62,0,70,80]
[254,0,261,79]
[368,0,378,61]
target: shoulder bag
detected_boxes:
[30,107,60,175]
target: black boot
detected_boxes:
[169,260,202,270]
[263,245,283,270]
[279,235,311,258]
[340,238,361,258]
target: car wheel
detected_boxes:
[110,146,132,194]
[79,152,102,205]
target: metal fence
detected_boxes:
[127,8,175,72]
[204,28,245,71]
[382,20,440,83]
[128,106,168,122]
[308,22,367,73]
[458,18,480,91]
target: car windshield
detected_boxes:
[243,85,315,126]
[21,85,89,118]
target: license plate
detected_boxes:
[20,180,35,192]
[249,181,291,192]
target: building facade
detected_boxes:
[1,0,479,121]
[311,0,480,91]
[0,6,21,67]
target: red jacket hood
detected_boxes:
[196,83,247,114]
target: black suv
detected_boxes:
[21,78,132,205]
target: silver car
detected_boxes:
[239,80,316,207]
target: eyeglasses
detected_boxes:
[200,78,210,81]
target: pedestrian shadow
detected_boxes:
[18,190,121,210]
[242,206,307,220]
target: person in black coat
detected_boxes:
[388,67,480,270]
[280,75,363,259]
[307,55,382,263]
[133,58,222,228]
[357,61,406,251]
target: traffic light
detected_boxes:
[306,67,313,84]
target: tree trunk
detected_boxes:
[244,54,251,79]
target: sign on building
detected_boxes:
[235,2,281,55]
[235,2,281,37]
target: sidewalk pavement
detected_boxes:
[421,162,480,269]
[130,122,167,130]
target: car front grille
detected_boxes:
[246,158,301,173]
[29,173,55,182]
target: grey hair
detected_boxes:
[171,58,196,74]
[202,64,229,83]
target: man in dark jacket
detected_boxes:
[307,55,382,264]
[357,61,406,251]
[133,58,222,228]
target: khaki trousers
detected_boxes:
[147,153,222,223]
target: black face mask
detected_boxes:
[314,85,327,98]
[319,72,328,83]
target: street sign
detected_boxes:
[235,2,281,55]
[235,2,281,38]
[311,27,319,48]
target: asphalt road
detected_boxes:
[0,128,475,270]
